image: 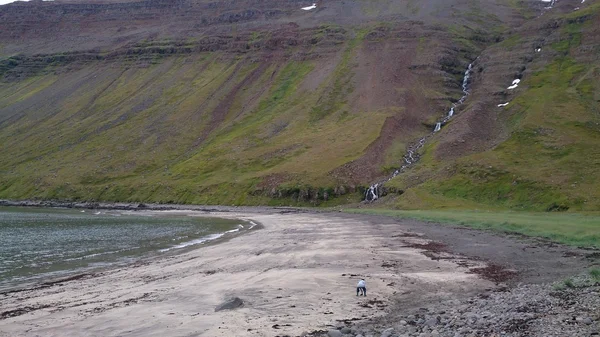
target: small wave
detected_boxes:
[248,221,259,229]
[61,248,138,262]
[159,228,240,252]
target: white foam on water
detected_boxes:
[0,0,52,4]
[301,3,316,10]
[497,102,510,107]
[62,248,139,262]
[433,122,441,132]
[0,0,27,5]
[159,228,241,252]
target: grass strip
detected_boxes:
[343,208,600,249]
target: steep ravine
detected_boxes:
[364,62,474,202]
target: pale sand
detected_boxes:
[0,211,494,337]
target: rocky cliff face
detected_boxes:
[0,0,598,210]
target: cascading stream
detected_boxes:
[364,61,474,202]
[363,0,564,202]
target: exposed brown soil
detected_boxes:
[197,61,271,144]
[469,263,519,284]
[405,241,448,252]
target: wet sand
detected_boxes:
[0,209,593,337]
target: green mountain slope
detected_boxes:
[384,3,600,211]
[0,0,598,210]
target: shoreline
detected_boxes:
[1,209,596,336]
[0,207,261,294]
[0,210,494,336]
[0,199,312,213]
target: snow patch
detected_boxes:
[301,3,316,10]
[507,79,521,90]
[497,102,510,107]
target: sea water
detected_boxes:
[0,206,244,291]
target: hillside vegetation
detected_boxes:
[383,2,600,212]
[0,0,598,211]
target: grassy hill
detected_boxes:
[0,0,598,211]
[382,3,600,212]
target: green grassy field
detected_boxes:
[345,208,600,248]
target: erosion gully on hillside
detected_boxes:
[364,62,474,202]
[361,0,597,205]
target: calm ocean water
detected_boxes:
[0,206,245,291]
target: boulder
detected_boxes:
[327,329,343,337]
[214,297,244,312]
[380,328,394,337]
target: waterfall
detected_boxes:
[542,0,557,10]
[457,63,472,105]
[364,61,475,202]
[365,184,379,201]
[462,64,472,91]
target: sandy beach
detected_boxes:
[0,209,593,337]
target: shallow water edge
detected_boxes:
[0,205,262,293]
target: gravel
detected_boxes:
[309,274,600,337]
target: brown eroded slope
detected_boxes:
[383,0,600,211]
[0,0,553,205]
